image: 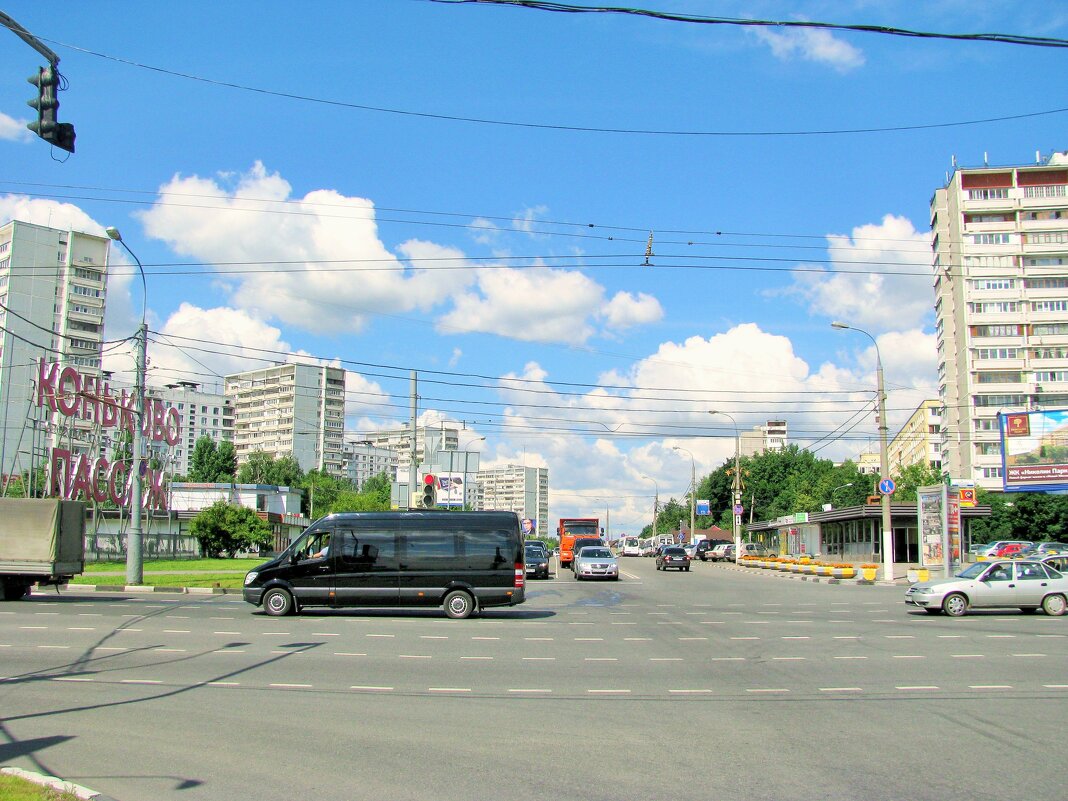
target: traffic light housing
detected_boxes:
[421,474,437,508]
[26,65,75,153]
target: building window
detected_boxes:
[1024,231,1068,245]
[1033,347,1068,359]
[1023,185,1068,198]
[1025,277,1068,288]
[971,324,1021,337]
[972,233,1012,245]
[970,278,1016,290]
[1032,300,1068,313]
[968,188,1009,200]
[1033,323,1068,336]
[968,301,1019,314]
[975,347,1019,360]
[976,371,1022,384]
[1035,371,1068,383]
[982,467,1004,479]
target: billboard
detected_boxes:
[917,485,961,575]
[436,473,465,507]
[999,409,1068,492]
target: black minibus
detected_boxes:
[242,510,526,619]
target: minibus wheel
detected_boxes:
[263,587,294,616]
[443,589,475,619]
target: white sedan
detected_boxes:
[904,559,1068,617]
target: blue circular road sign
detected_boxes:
[878,478,896,495]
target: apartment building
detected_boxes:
[931,151,1068,489]
[151,381,235,477]
[225,363,345,476]
[0,220,110,480]
[887,399,942,475]
[473,465,549,539]
[341,437,396,489]
[360,425,462,478]
[739,420,788,457]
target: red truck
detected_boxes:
[558,517,600,569]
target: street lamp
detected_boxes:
[105,226,147,586]
[640,474,659,539]
[672,446,695,547]
[832,321,893,583]
[710,410,742,564]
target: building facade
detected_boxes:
[151,381,235,477]
[473,464,549,539]
[225,363,346,476]
[887,399,942,475]
[341,437,397,489]
[739,420,788,457]
[931,151,1068,489]
[0,221,110,480]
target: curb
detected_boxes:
[713,562,909,586]
[2,766,119,801]
[61,584,242,595]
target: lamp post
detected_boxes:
[828,482,854,508]
[640,474,659,539]
[832,321,894,583]
[672,446,695,546]
[710,410,742,564]
[105,226,147,585]
[459,435,484,511]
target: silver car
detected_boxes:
[574,546,619,581]
[904,559,1068,617]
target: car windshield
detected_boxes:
[582,548,612,559]
[664,548,684,555]
[525,547,542,557]
[956,562,990,579]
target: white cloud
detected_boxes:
[0,194,102,234]
[752,27,865,72]
[0,112,32,142]
[601,291,664,330]
[137,162,469,335]
[512,205,548,236]
[782,214,933,333]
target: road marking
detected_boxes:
[937,635,963,639]
[522,657,555,661]
[747,688,789,694]
[460,656,493,660]
[1043,684,1068,689]
[525,637,554,641]
[820,687,862,693]
[833,636,860,640]
[313,632,340,637]
[333,652,367,657]
[260,632,291,636]
[885,635,915,639]
[772,657,805,661]
[208,682,240,686]
[650,657,683,662]
[19,626,46,630]
[472,637,500,641]
[782,636,810,640]
[367,634,394,638]
[624,638,651,642]
[1011,653,1045,658]
[96,647,125,652]
[508,688,551,693]
[970,685,1012,690]
[574,638,603,641]
[153,648,186,653]
[952,654,984,659]
[121,679,163,685]
[210,617,235,620]
[587,689,630,694]
[896,685,938,690]
[213,631,241,635]
[892,655,924,660]
[52,676,93,682]
[987,635,1016,638]
[399,654,432,659]
[37,645,70,650]
[731,637,760,641]
[710,657,745,662]
[351,685,392,691]
[429,687,471,693]
[678,637,708,641]
[270,683,312,688]
[834,656,867,660]
[585,658,618,662]
[610,621,637,625]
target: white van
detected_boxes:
[621,536,642,557]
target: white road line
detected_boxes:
[574,638,604,641]
[67,627,96,631]
[460,656,494,660]
[152,648,186,653]
[313,633,340,637]
[588,689,630,694]
[350,685,393,691]
[1043,684,1068,689]
[896,685,939,690]
[820,687,862,693]
[213,631,241,635]
[833,636,860,640]
[524,637,553,641]
[52,677,93,682]
[772,657,805,661]
[937,635,963,639]
[19,626,46,630]
[472,636,500,640]
[710,657,745,662]
[731,637,760,641]
[783,636,810,640]
[669,689,712,694]
[210,617,235,620]
[970,685,1012,690]
[952,654,984,659]
[585,658,618,662]
[270,683,312,689]
[987,635,1016,638]
[96,646,125,652]
[121,679,163,685]
[261,632,290,636]
[610,621,637,625]
[678,637,708,641]
[208,682,240,686]
[76,613,102,617]
[624,637,651,641]
[334,652,367,657]
[508,688,551,693]
[885,635,914,639]
[747,688,789,694]
[523,657,555,661]
[37,645,70,650]
[399,654,432,659]
[1011,653,1045,657]
[834,656,867,660]
[429,687,471,693]
[650,658,683,662]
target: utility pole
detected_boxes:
[128,322,146,584]
[408,370,417,510]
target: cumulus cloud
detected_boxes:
[782,214,933,333]
[752,26,865,72]
[0,112,32,142]
[137,162,470,335]
[601,291,664,330]
[0,194,102,234]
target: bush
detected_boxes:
[189,501,272,558]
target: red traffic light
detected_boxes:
[423,474,436,485]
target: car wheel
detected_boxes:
[263,587,294,617]
[942,592,968,617]
[1042,593,1067,616]
[685,566,690,572]
[443,590,475,619]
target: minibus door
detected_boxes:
[286,527,335,605]
[333,526,399,606]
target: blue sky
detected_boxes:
[2,1,1068,532]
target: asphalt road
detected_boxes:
[1,557,1066,801]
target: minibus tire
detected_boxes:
[443,589,475,619]
[263,587,294,617]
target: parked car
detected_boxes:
[573,546,619,581]
[995,542,1030,558]
[978,540,1032,559]
[682,543,698,558]
[904,559,1068,617]
[1041,554,1068,575]
[694,540,721,561]
[656,546,690,572]
[524,543,550,580]
[1020,542,1068,557]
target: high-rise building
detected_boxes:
[151,381,235,477]
[341,437,396,489]
[473,465,549,539]
[0,221,110,480]
[931,151,1068,489]
[225,363,345,476]
[739,420,788,457]
[887,399,942,475]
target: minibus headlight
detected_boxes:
[243,571,259,586]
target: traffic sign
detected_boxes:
[733,504,743,514]
[878,478,895,495]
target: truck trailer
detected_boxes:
[0,498,85,601]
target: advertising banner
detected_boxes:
[1000,409,1068,492]
[436,473,465,507]
[917,485,945,569]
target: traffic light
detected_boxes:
[26,65,75,153]
[421,474,437,508]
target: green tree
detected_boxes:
[237,451,304,486]
[890,462,944,502]
[189,500,272,558]
[187,436,238,482]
